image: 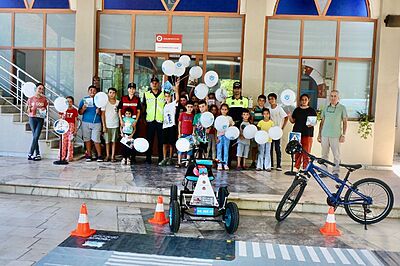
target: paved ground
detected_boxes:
[0,193,399,265]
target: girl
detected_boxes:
[257,108,274,171]
[61,96,78,162]
[207,104,219,160]
[120,108,136,165]
[216,104,234,170]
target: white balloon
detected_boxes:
[134,138,149,153]
[194,83,209,100]
[200,111,214,128]
[280,89,296,106]
[189,66,203,79]
[215,88,228,102]
[174,62,186,77]
[214,115,229,132]
[162,60,175,76]
[22,82,36,98]
[225,126,240,140]
[179,55,191,68]
[176,137,191,152]
[269,126,283,140]
[54,97,68,113]
[204,71,219,87]
[94,92,108,108]
[243,124,258,139]
[254,130,269,145]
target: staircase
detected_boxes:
[0,55,82,159]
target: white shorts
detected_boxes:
[82,122,102,143]
[236,143,250,158]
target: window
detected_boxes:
[0,50,12,91]
[46,14,75,48]
[172,16,204,52]
[45,51,75,100]
[135,15,168,51]
[303,20,336,57]
[0,13,12,47]
[208,17,242,53]
[14,14,43,47]
[339,21,374,58]
[98,53,131,97]
[99,14,132,50]
[266,20,301,56]
[206,56,240,96]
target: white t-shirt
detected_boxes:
[163,102,177,129]
[102,100,120,128]
[267,104,287,128]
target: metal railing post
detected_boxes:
[46,104,49,140]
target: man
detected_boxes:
[143,76,165,164]
[79,85,103,162]
[92,76,101,92]
[317,90,348,176]
[226,81,249,124]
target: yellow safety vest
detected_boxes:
[226,96,249,108]
[144,90,165,123]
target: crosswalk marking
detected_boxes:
[292,245,305,262]
[347,248,366,265]
[252,242,261,258]
[265,243,276,259]
[333,248,351,264]
[361,250,382,266]
[320,247,335,264]
[238,241,247,257]
[306,246,321,263]
[113,252,213,263]
[278,244,291,260]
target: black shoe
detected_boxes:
[33,155,41,161]
[249,162,256,169]
[131,157,136,164]
[28,155,34,161]
[145,159,152,164]
[85,155,92,162]
[97,156,104,162]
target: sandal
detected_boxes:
[111,158,117,163]
[104,156,110,162]
[175,163,181,168]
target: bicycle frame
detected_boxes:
[303,160,373,206]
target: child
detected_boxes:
[120,108,136,165]
[207,105,219,160]
[193,101,199,114]
[216,104,234,170]
[250,94,267,168]
[177,101,194,167]
[267,93,288,171]
[236,110,251,170]
[61,96,78,162]
[193,100,209,158]
[257,108,274,171]
[101,88,120,162]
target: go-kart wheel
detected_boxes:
[169,200,180,233]
[170,185,178,201]
[218,187,229,208]
[224,202,239,234]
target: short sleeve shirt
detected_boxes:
[291,107,317,137]
[268,105,287,128]
[321,103,347,138]
[257,120,274,142]
[238,121,251,145]
[178,112,194,135]
[217,115,234,136]
[64,108,78,124]
[193,113,208,143]
[79,96,101,124]
[163,102,177,129]
[102,100,120,129]
[27,96,48,118]
[122,117,136,135]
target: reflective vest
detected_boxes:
[226,96,249,122]
[144,90,165,123]
[120,95,140,118]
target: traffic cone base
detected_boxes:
[71,204,96,237]
[320,207,341,236]
[148,196,169,225]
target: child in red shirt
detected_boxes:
[176,101,194,167]
[61,96,78,161]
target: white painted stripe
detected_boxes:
[333,248,351,264]
[347,249,366,265]
[105,262,141,266]
[292,245,305,262]
[265,243,276,259]
[111,255,211,265]
[78,214,88,223]
[155,203,164,212]
[238,241,247,257]
[361,250,381,266]
[278,244,290,261]
[326,214,336,223]
[252,242,261,258]
[320,247,335,263]
[112,252,214,263]
[108,257,211,266]
[306,246,320,263]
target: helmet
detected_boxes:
[285,140,302,155]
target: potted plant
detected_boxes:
[357,111,374,139]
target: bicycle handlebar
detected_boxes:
[299,146,336,167]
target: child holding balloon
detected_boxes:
[120,108,136,165]
[236,110,252,170]
[216,104,234,170]
[256,108,274,171]
[177,101,195,167]
[61,96,78,162]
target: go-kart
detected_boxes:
[169,145,240,234]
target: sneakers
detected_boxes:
[28,155,34,161]
[266,168,272,172]
[85,154,92,162]
[224,164,229,171]
[256,168,262,171]
[158,159,168,166]
[127,158,131,165]
[121,158,127,165]
[33,155,41,161]
[166,158,173,166]
[276,167,282,171]
[97,156,104,162]
[217,164,223,170]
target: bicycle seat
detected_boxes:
[339,163,362,171]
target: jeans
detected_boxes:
[207,134,216,159]
[257,142,271,170]
[146,121,163,162]
[217,135,230,164]
[29,117,44,156]
[270,139,282,168]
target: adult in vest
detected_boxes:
[143,76,165,164]
[226,81,249,124]
[118,82,142,162]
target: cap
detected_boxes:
[233,81,241,89]
[127,82,136,89]
[151,76,159,83]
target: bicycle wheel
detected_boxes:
[275,179,307,221]
[344,178,394,224]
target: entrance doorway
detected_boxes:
[14,49,43,84]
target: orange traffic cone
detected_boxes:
[71,203,96,237]
[320,207,341,236]
[148,196,169,225]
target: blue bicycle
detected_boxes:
[275,140,394,228]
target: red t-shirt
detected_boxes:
[63,108,78,124]
[178,112,194,135]
[27,96,48,118]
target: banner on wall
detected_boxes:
[155,34,182,53]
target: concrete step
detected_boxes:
[0,104,19,114]
[0,97,15,105]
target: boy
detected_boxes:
[250,94,267,168]
[120,108,136,165]
[177,101,194,167]
[236,110,251,170]
[101,88,120,162]
[61,96,78,162]
[257,108,274,171]
[192,100,209,158]
[267,93,288,171]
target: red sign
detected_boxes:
[155,34,182,52]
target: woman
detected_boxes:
[288,94,317,170]
[26,83,48,161]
